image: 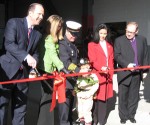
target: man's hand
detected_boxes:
[26,54,37,68]
[127,63,136,71]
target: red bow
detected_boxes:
[50,72,66,111]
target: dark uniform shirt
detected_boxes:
[59,35,80,89]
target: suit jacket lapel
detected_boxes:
[22,18,28,40]
[135,37,141,63]
[106,42,111,59]
[19,18,28,49]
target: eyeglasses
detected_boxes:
[126,30,136,34]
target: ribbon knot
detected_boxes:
[50,71,66,111]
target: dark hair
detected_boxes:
[93,23,108,43]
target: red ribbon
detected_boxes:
[1,65,150,85]
[0,65,150,111]
[0,74,55,85]
[50,72,66,111]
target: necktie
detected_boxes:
[131,39,138,66]
[28,28,32,45]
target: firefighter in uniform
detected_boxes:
[58,20,82,125]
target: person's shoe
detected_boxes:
[120,119,126,124]
[129,118,136,123]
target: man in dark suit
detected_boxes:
[58,21,82,125]
[0,3,44,125]
[114,22,149,124]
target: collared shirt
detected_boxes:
[100,40,108,66]
[26,17,34,29]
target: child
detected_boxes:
[75,61,99,125]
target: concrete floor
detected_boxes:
[105,74,150,125]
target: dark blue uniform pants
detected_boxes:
[58,89,74,125]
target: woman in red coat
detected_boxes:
[88,24,114,125]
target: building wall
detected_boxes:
[51,0,83,23]
[1,0,150,44]
[93,0,150,45]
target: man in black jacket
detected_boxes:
[0,3,44,125]
[114,22,149,124]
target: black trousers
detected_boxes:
[37,69,57,125]
[0,70,28,125]
[58,89,74,125]
[93,100,107,125]
[118,73,141,120]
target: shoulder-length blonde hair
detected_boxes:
[45,15,64,42]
